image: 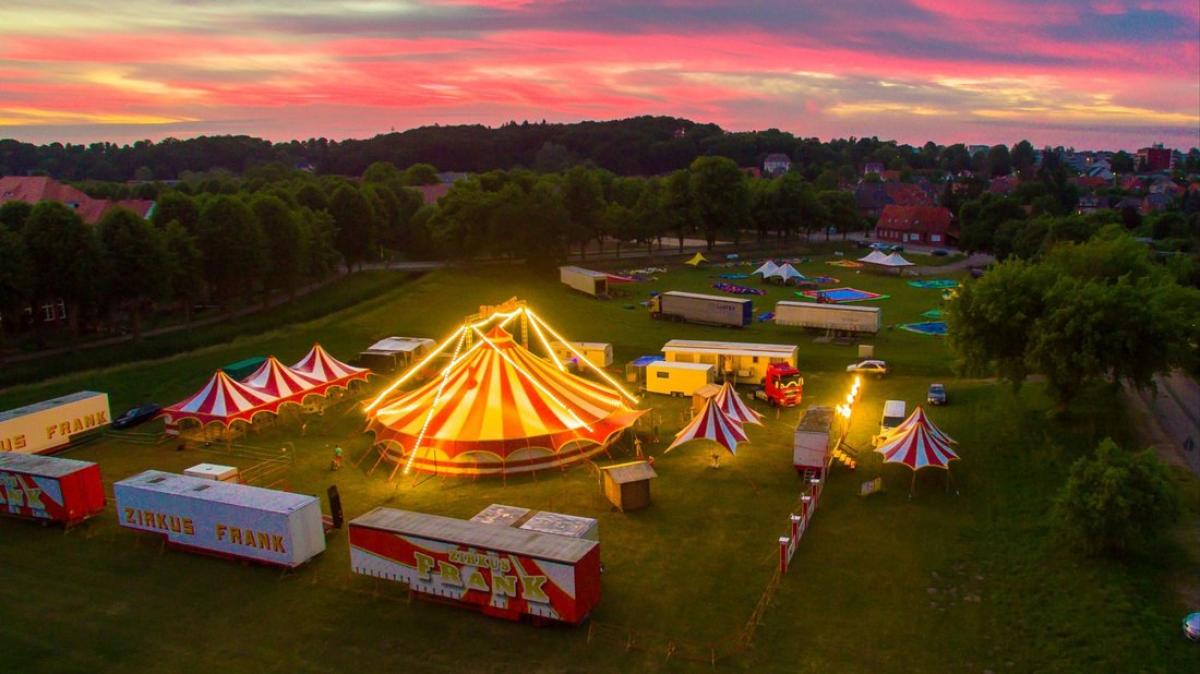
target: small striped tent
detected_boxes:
[241,356,328,402]
[291,344,370,390]
[873,406,960,495]
[667,397,748,456]
[713,381,763,426]
[160,371,281,430]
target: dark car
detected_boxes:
[112,403,162,429]
[931,248,950,256]
[855,239,873,249]
[927,384,947,406]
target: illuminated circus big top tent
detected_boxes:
[365,299,644,479]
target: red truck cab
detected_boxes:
[756,363,803,407]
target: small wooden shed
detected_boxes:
[599,460,658,511]
[691,383,722,414]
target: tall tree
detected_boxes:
[294,183,328,212]
[403,163,439,185]
[96,207,168,340]
[328,185,375,271]
[987,144,1012,177]
[0,200,33,233]
[1010,140,1035,176]
[818,190,861,239]
[22,202,103,342]
[561,166,606,257]
[196,195,267,307]
[0,223,31,344]
[251,194,303,300]
[363,160,402,185]
[161,220,203,324]
[688,156,750,248]
[151,192,200,232]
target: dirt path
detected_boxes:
[1123,371,1200,477]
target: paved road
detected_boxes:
[1124,370,1200,477]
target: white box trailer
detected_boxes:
[662,339,798,384]
[560,266,609,298]
[650,291,752,327]
[794,406,835,474]
[520,511,599,542]
[113,470,325,568]
[358,337,436,373]
[0,391,110,455]
[645,361,714,397]
[774,301,881,335]
[184,463,240,483]
[551,341,613,369]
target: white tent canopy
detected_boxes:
[880,253,914,267]
[857,250,890,265]
[752,260,780,277]
[769,263,805,282]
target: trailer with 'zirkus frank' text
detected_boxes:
[113,470,326,568]
[349,507,602,625]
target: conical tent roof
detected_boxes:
[874,413,959,471]
[877,406,956,445]
[857,250,890,264]
[367,325,643,475]
[242,356,327,401]
[292,344,370,388]
[685,252,708,266]
[160,371,280,427]
[752,260,779,277]
[881,252,914,267]
[770,263,804,282]
[667,398,748,455]
[713,381,763,426]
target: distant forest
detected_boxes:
[8,115,1183,182]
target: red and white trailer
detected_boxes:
[113,470,325,568]
[349,507,602,625]
[0,453,105,526]
[794,406,835,476]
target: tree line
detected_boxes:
[9,115,1196,182]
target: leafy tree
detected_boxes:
[196,195,267,306]
[1053,438,1178,556]
[96,207,168,339]
[603,202,638,258]
[1010,140,1035,176]
[403,163,439,185]
[161,220,203,323]
[363,161,402,185]
[299,208,341,278]
[688,156,750,248]
[958,193,1025,252]
[328,185,375,271]
[632,178,668,254]
[294,183,328,212]
[152,192,199,232]
[0,223,31,343]
[818,190,862,239]
[947,260,1052,385]
[987,144,1012,177]
[662,169,694,252]
[561,166,606,257]
[22,202,103,341]
[533,141,575,172]
[1110,151,1135,174]
[0,200,33,232]
[251,194,303,300]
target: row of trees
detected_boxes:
[10,115,1196,182]
[947,229,1200,411]
[0,170,438,343]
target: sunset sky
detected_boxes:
[1,1,1197,150]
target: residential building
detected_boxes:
[874,205,957,246]
[1140,193,1173,215]
[0,176,155,224]
[1137,145,1174,172]
[763,153,791,177]
[853,182,935,220]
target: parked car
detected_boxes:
[869,242,890,251]
[927,383,947,405]
[112,403,162,429]
[887,244,905,253]
[931,248,950,256]
[846,359,889,378]
[855,239,873,249]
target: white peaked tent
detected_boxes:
[713,381,763,426]
[857,250,890,265]
[769,263,805,283]
[667,398,748,456]
[880,252,914,267]
[752,260,780,277]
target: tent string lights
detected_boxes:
[398,329,469,478]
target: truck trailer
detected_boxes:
[0,391,110,455]
[645,361,714,396]
[114,470,326,568]
[661,339,798,385]
[649,291,752,328]
[559,266,610,298]
[774,301,881,334]
[794,406,836,476]
[0,453,105,526]
[349,507,602,625]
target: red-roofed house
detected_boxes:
[0,176,155,224]
[884,183,934,207]
[875,205,958,247]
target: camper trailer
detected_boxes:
[559,266,609,298]
[661,340,798,385]
[358,337,436,373]
[875,400,907,444]
[644,361,714,397]
[550,342,614,370]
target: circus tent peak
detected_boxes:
[877,406,956,446]
[752,260,779,277]
[242,356,326,400]
[874,413,959,471]
[160,370,279,427]
[667,398,748,456]
[292,343,370,386]
[714,381,763,426]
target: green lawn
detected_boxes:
[2,253,1196,672]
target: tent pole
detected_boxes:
[909,471,916,499]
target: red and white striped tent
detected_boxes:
[667,397,749,456]
[874,406,960,494]
[291,343,370,389]
[241,356,328,402]
[367,325,644,478]
[877,406,956,446]
[160,370,283,430]
[713,381,763,426]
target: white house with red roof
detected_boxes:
[0,176,155,224]
[874,205,958,246]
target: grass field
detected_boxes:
[2,251,1197,672]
